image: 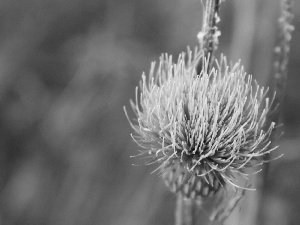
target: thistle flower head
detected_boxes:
[125,48,277,199]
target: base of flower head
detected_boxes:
[162,163,225,200]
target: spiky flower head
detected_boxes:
[125,48,277,199]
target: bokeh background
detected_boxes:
[0,0,299,225]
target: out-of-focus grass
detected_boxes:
[0,1,299,225]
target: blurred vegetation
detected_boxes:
[0,0,299,225]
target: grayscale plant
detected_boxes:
[125,0,293,224]
[125,48,278,200]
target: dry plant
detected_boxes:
[125,0,294,224]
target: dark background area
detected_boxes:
[0,0,299,225]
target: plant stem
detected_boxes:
[271,0,293,111]
[196,0,221,74]
[175,193,203,225]
[176,1,221,224]
[257,0,294,224]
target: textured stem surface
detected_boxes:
[257,0,294,224]
[271,0,293,111]
[175,194,203,225]
[197,0,221,73]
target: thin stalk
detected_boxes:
[196,0,221,74]
[257,0,294,224]
[271,0,293,112]
[176,193,192,225]
[175,1,221,225]
[176,194,207,225]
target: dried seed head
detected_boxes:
[125,47,278,199]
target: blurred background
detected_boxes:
[0,0,299,225]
